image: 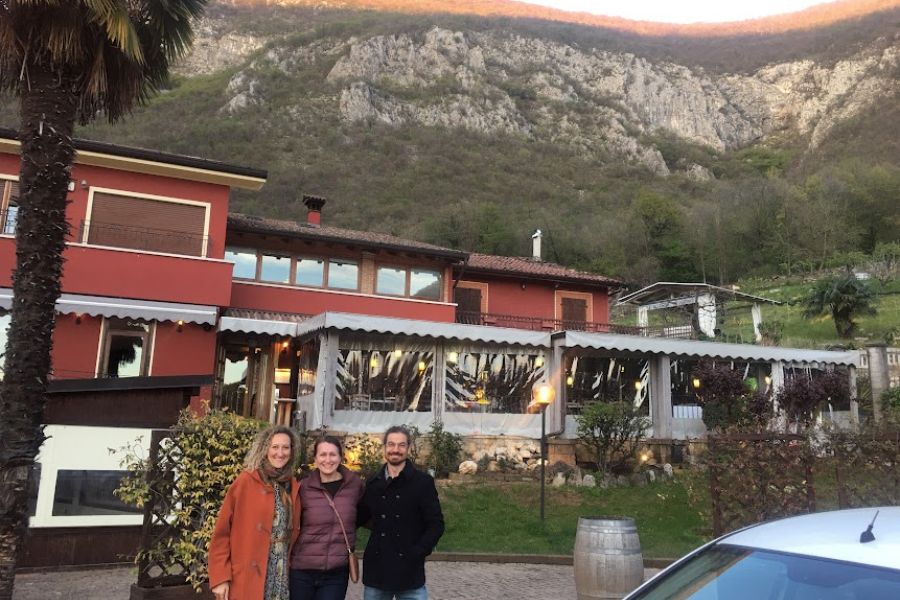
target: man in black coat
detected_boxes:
[358,425,445,600]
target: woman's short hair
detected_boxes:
[244,424,299,472]
[313,435,344,460]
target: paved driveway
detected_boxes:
[14,562,659,599]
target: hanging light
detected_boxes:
[764,375,772,385]
[393,349,403,358]
[566,374,574,387]
[370,354,379,369]
[534,356,544,368]
[448,351,458,364]
[417,360,427,373]
[692,377,701,389]
[634,380,642,391]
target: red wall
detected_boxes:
[230,281,456,322]
[151,322,216,376]
[51,314,102,379]
[467,276,610,323]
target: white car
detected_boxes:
[623,506,900,600]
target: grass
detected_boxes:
[358,474,709,559]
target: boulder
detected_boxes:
[663,463,674,478]
[580,474,597,488]
[551,472,567,487]
[458,460,478,475]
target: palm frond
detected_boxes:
[83,0,143,63]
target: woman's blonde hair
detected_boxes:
[244,424,300,472]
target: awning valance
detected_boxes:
[217,308,310,336]
[0,288,217,325]
[295,312,550,347]
[558,331,858,367]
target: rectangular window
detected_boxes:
[260,254,291,284]
[444,351,545,414]
[328,260,359,290]
[376,266,406,296]
[410,269,442,299]
[1,180,18,235]
[86,191,208,257]
[99,318,152,378]
[51,469,142,516]
[225,247,258,279]
[335,347,433,412]
[295,257,325,287]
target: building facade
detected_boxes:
[0,131,858,566]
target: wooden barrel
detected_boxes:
[574,516,644,600]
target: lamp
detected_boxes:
[692,377,701,389]
[534,356,544,368]
[417,360,427,374]
[176,320,184,332]
[764,375,772,386]
[634,380,642,391]
[532,381,556,521]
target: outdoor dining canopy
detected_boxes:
[293,312,552,436]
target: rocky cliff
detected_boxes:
[177,5,900,176]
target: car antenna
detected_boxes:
[859,510,879,544]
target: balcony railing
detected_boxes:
[454,310,695,339]
[78,219,210,257]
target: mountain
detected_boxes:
[2,0,897,285]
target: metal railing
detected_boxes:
[79,219,210,257]
[454,310,695,339]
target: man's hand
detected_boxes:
[211,581,230,600]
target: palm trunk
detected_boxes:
[0,63,78,600]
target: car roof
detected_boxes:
[720,506,900,571]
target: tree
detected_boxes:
[0,2,207,596]
[801,274,877,339]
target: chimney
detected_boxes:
[303,194,326,227]
[531,229,542,261]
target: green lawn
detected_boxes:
[356,475,709,559]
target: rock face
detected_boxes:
[182,12,900,173]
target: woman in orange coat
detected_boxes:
[209,425,302,600]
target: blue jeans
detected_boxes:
[363,585,428,600]
[290,567,350,600]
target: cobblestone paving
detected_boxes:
[14,562,658,599]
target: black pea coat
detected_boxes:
[357,461,445,592]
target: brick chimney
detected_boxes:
[531,229,542,261]
[303,194,326,227]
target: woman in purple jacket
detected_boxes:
[290,436,364,600]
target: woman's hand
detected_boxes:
[211,581,230,600]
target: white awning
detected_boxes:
[0,288,217,325]
[295,312,550,347]
[558,331,858,367]
[219,315,297,336]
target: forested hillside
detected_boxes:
[1,1,897,286]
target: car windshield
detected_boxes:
[629,544,900,600]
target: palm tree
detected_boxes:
[0,2,207,596]
[802,273,878,339]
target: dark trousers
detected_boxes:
[290,566,351,600]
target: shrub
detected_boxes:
[427,420,463,478]
[775,371,851,429]
[691,362,752,431]
[115,409,263,591]
[575,401,649,473]
[343,433,383,478]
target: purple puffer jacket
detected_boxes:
[290,465,364,571]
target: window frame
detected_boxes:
[375,264,409,297]
[325,258,360,291]
[294,256,326,288]
[258,252,293,285]
[83,187,211,257]
[96,318,155,378]
[0,178,19,236]
[224,246,260,280]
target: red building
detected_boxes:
[0,130,858,568]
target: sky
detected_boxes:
[520,0,832,24]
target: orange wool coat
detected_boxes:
[208,470,302,600]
